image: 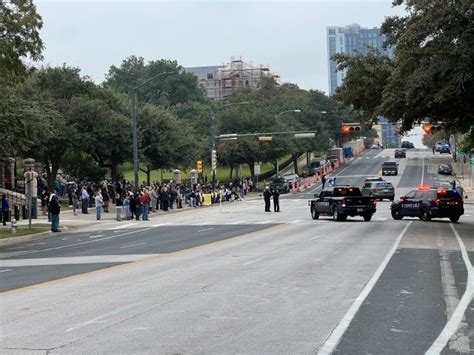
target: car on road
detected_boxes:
[390,186,464,222]
[401,141,414,149]
[271,177,290,193]
[363,176,384,184]
[370,144,380,149]
[438,164,453,175]
[382,161,398,176]
[308,160,327,176]
[361,180,395,201]
[440,145,451,154]
[394,149,406,158]
[308,185,377,221]
[282,173,299,187]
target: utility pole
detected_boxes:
[131,91,139,192]
[211,111,217,188]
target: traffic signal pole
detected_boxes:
[211,111,217,188]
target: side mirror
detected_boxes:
[314,193,319,198]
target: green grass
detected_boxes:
[119,159,286,184]
[0,223,51,239]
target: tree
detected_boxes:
[18,66,96,187]
[68,89,131,182]
[0,0,44,81]
[137,104,196,185]
[104,56,206,107]
[333,0,474,133]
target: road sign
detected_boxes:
[255,164,261,175]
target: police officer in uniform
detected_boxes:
[263,186,272,212]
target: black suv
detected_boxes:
[394,149,406,158]
[382,161,398,176]
[391,187,464,222]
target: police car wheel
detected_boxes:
[332,207,339,221]
[363,214,372,221]
[449,215,460,223]
[311,207,319,220]
[420,208,431,222]
[391,209,403,220]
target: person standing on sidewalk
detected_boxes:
[2,194,9,226]
[321,174,326,190]
[123,194,131,220]
[134,193,142,221]
[150,188,158,213]
[141,189,150,221]
[81,186,89,214]
[71,188,79,216]
[115,193,123,221]
[102,188,110,213]
[272,187,280,212]
[49,192,61,232]
[94,190,104,220]
[263,186,272,212]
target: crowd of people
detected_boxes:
[34,177,255,232]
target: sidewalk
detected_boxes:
[451,158,474,204]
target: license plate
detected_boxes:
[448,202,456,205]
[383,189,389,192]
[357,208,363,212]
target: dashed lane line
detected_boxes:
[317,221,413,355]
[426,223,474,354]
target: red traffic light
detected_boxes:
[341,123,361,134]
[423,123,442,134]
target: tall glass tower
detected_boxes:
[327,24,394,95]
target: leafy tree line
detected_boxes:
[333,0,474,135]
[1,0,355,187]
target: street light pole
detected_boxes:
[129,71,176,192]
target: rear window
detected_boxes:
[383,162,397,166]
[438,190,461,199]
[333,187,362,196]
[272,178,285,183]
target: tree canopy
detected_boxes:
[0,0,44,82]
[334,0,474,133]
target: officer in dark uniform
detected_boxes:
[272,187,280,212]
[263,186,272,212]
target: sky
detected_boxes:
[35,0,407,94]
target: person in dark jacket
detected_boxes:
[263,186,272,212]
[272,187,280,212]
[321,174,326,190]
[48,192,61,232]
[129,194,136,220]
[2,194,9,226]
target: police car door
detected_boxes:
[317,190,331,214]
[401,190,418,216]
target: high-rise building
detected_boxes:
[327,24,394,95]
[185,57,278,100]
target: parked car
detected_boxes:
[361,180,395,201]
[382,161,398,176]
[271,177,290,193]
[438,164,453,175]
[401,141,414,149]
[394,149,406,158]
[282,174,299,187]
[440,145,451,154]
[370,144,380,149]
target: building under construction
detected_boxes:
[185,57,279,100]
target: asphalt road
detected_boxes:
[1,149,473,354]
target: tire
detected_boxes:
[391,209,403,220]
[363,214,372,222]
[449,215,460,223]
[332,206,345,221]
[420,208,431,222]
[390,197,394,201]
[311,206,319,220]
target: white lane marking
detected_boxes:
[309,235,322,241]
[197,227,214,233]
[120,242,146,249]
[89,234,104,239]
[228,220,246,225]
[426,223,473,354]
[151,222,170,227]
[242,258,261,266]
[254,221,275,225]
[287,220,304,224]
[109,223,136,230]
[318,221,412,355]
[0,254,161,267]
[65,304,137,332]
[0,269,12,273]
[1,226,161,259]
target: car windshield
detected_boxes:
[272,178,285,184]
[333,187,362,196]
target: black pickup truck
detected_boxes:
[308,186,377,221]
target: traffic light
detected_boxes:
[423,123,442,134]
[211,150,217,171]
[341,123,361,134]
[197,160,203,174]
